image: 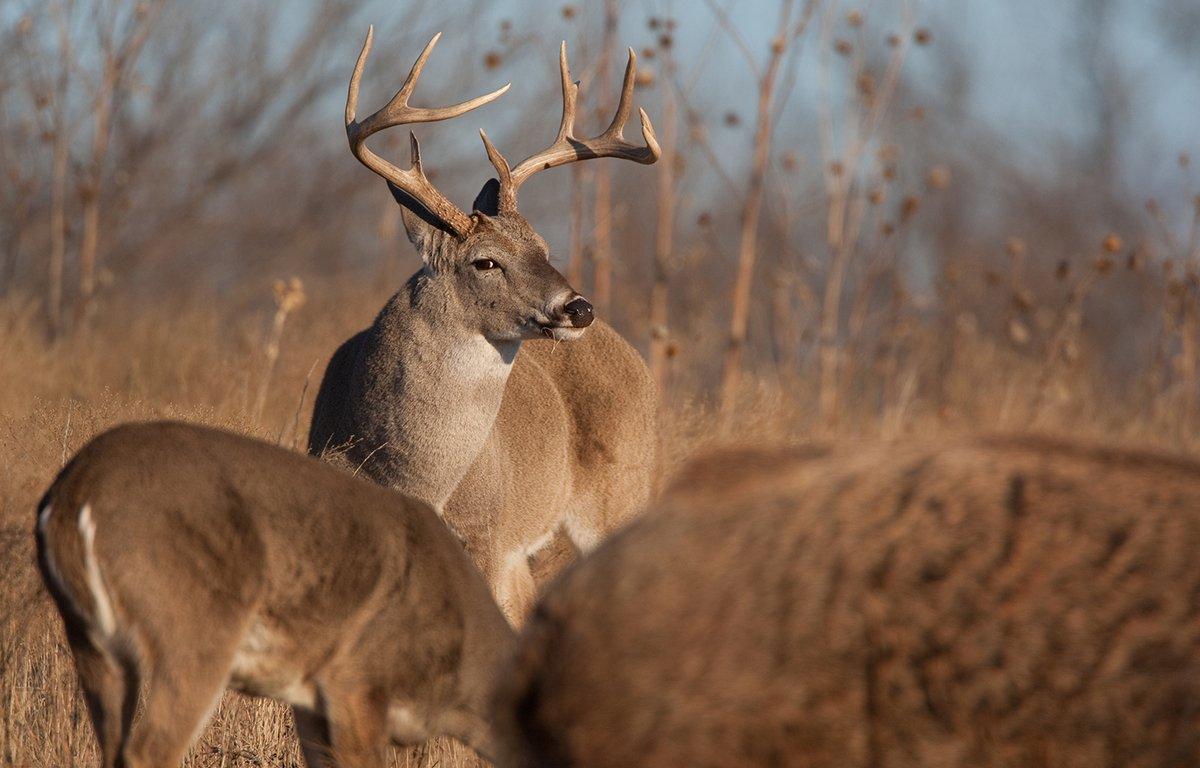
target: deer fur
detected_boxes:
[309,32,659,623]
[309,194,656,622]
[496,436,1200,767]
[36,421,514,768]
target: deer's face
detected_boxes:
[457,214,593,342]
[413,208,594,343]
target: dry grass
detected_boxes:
[1,267,1197,767]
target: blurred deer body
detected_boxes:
[497,437,1200,767]
[37,422,514,768]
[309,30,660,621]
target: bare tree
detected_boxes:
[716,0,813,416]
[591,0,620,316]
[74,0,164,326]
[649,27,679,394]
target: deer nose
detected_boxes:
[564,296,594,328]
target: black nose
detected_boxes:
[564,296,594,328]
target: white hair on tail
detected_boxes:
[36,502,66,598]
[78,503,117,637]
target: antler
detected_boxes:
[346,27,510,237]
[480,42,661,214]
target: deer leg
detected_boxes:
[497,554,537,626]
[293,707,335,768]
[562,510,607,553]
[64,625,134,768]
[322,687,389,768]
[121,636,238,768]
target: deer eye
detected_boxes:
[472,258,499,271]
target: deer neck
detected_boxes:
[369,270,519,510]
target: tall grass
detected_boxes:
[2,253,1196,766]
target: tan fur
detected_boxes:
[497,436,1200,767]
[309,210,657,622]
[36,421,514,768]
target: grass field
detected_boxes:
[1,267,1194,766]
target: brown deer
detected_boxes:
[36,421,514,768]
[308,29,660,622]
[496,436,1200,767]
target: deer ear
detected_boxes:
[388,181,457,249]
[471,179,502,217]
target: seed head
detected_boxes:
[886,33,901,47]
[868,187,885,205]
[1102,233,1122,253]
[926,164,951,190]
[846,10,864,27]
[273,277,307,313]
[1008,318,1030,346]
[900,194,920,220]
[834,39,853,56]
[1055,260,1070,280]
[1005,236,1026,258]
[1180,152,1191,169]
[914,28,932,45]
[856,72,877,98]
[723,111,741,127]
[483,51,503,70]
[562,5,577,20]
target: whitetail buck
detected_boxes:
[36,421,514,768]
[309,29,660,621]
[496,437,1200,767]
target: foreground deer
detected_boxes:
[309,30,659,620]
[497,436,1200,767]
[36,421,514,768]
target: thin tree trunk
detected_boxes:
[47,1,73,335]
[77,67,114,326]
[76,0,162,327]
[568,163,586,288]
[649,52,678,395]
[718,1,795,415]
[591,0,619,317]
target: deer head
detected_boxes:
[346,28,660,342]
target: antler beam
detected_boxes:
[481,42,661,213]
[346,27,510,237]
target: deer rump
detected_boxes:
[495,436,1200,768]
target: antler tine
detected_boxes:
[600,47,638,139]
[486,42,661,213]
[554,41,580,144]
[345,26,510,237]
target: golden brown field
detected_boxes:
[3,0,1200,765]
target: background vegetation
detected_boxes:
[2,0,1200,764]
